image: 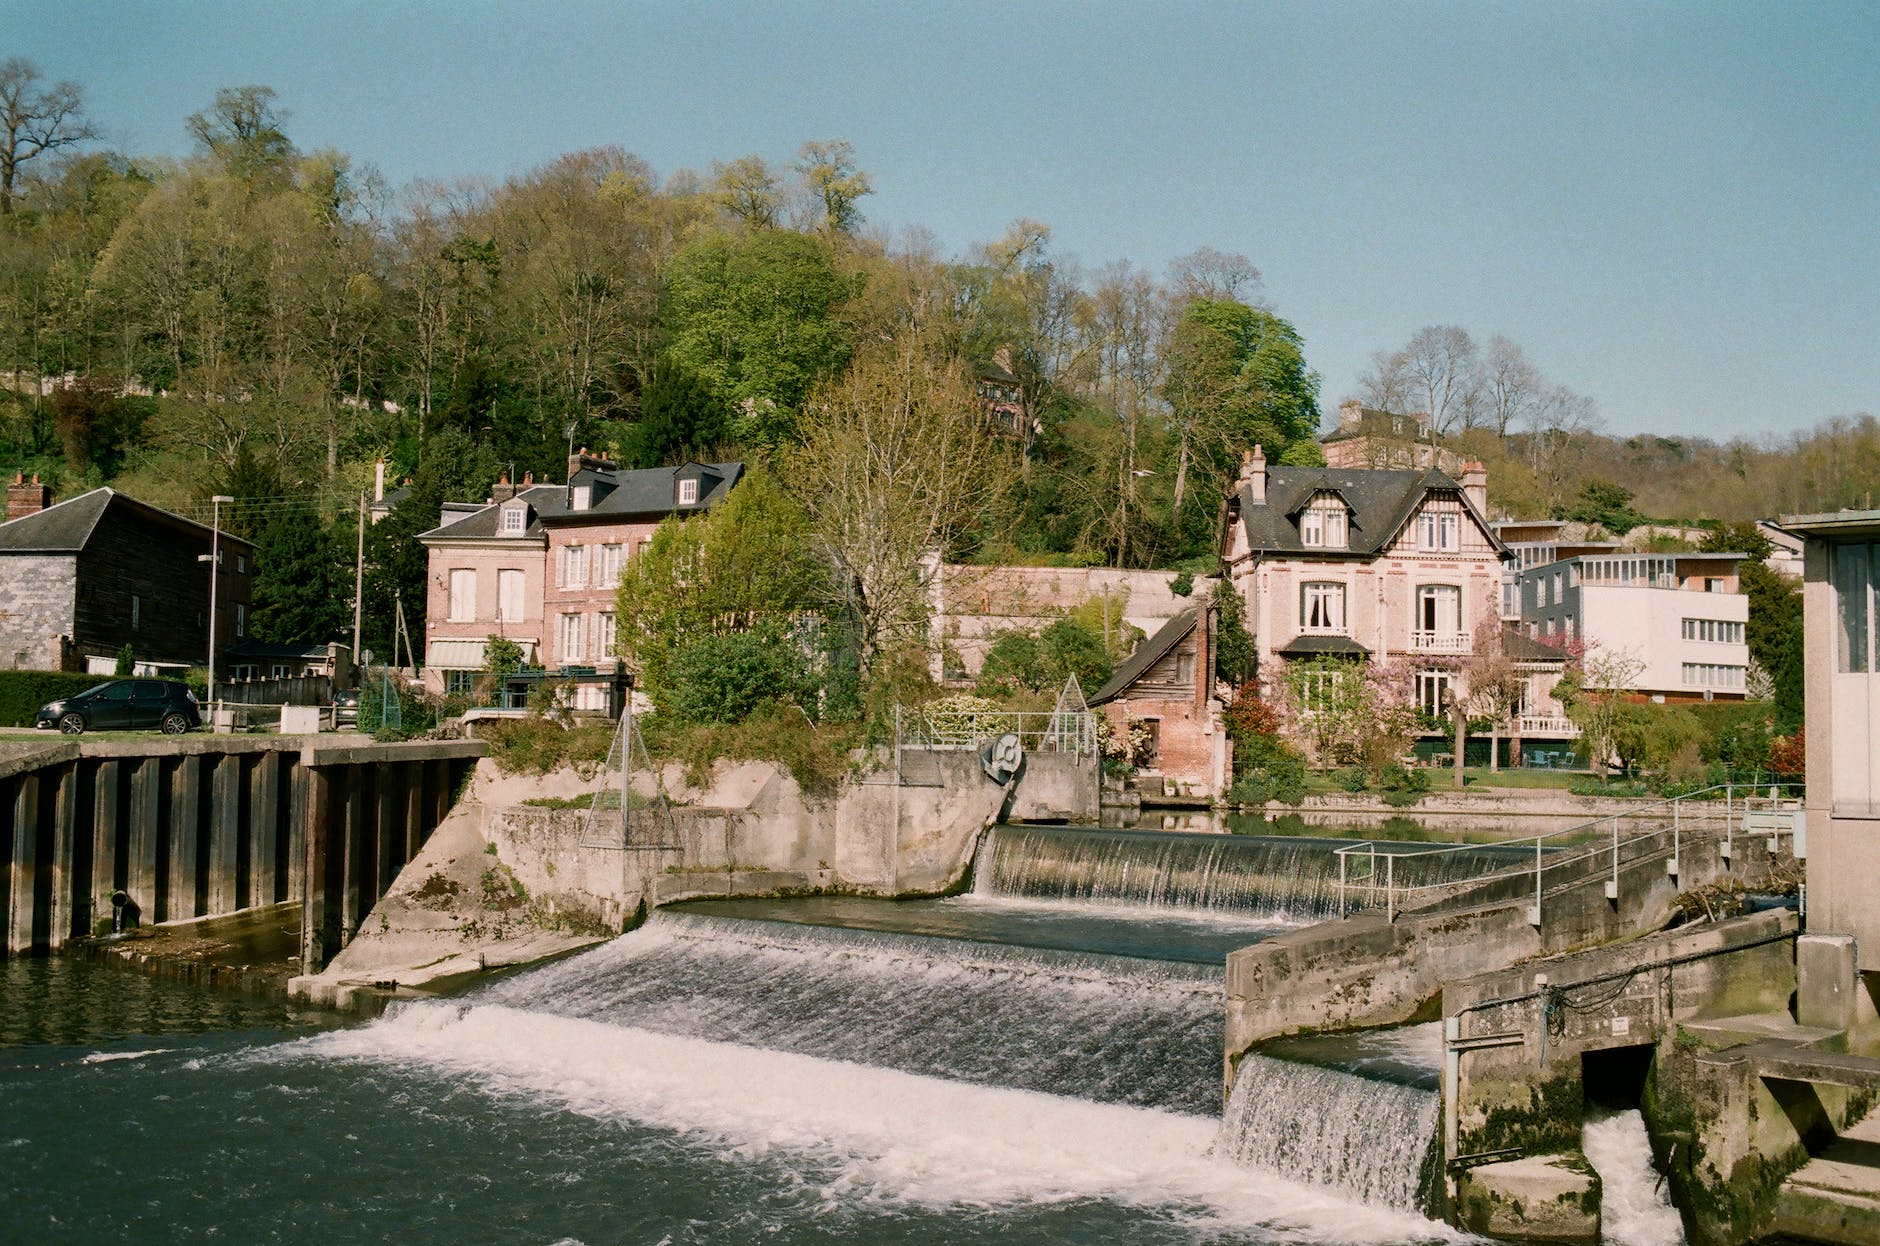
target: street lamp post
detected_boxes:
[200,494,233,716]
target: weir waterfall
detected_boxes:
[2,825,1477,1243]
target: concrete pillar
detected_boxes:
[127,758,161,920]
[209,753,242,914]
[377,765,401,898]
[48,764,77,947]
[91,759,123,931]
[301,764,332,975]
[251,751,280,906]
[6,774,37,954]
[285,756,306,908]
[166,755,201,922]
[340,766,367,939]
[1797,933,1859,1033]
[404,762,426,863]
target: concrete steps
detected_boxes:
[1774,1106,1880,1246]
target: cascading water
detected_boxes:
[1216,1049,1443,1213]
[975,825,1526,922]
[1583,1109,1686,1246]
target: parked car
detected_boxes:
[333,687,360,728]
[36,679,201,735]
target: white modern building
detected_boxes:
[1511,550,1751,701]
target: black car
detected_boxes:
[36,678,201,735]
[333,687,360,728]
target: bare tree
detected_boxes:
[1356,348,1413,414]
[783,332,1015,678]
[1401,324,1479,434]
[1167,246,1263,306]
[0,58,95,215]
[1480,334,1541,439]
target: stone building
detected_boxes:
[0,479,255,675]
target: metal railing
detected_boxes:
[1334,782,1805,923]
[902,707,1097,757]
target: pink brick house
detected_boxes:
[418,452,742,708]
[1220,447,1569,758]
[1088,601,1229,798]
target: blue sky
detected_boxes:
[4,1,1875,441]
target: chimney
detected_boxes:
[7,472,51,521]
[489,472,517,505]
[1339,399,1364,430]
[1459,459,1488,516]
[374,458,386,502]
[522,470,534,486]
[1241,445,1267,506]
[566,445,617,483]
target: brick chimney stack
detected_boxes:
[6,472,51,521]
[566,446,617,482]
[489,472,517,505]
[1241,445,1267,506]
[1460,459,1488,516]
[1339,398,1364,429]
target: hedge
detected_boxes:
[0,671,116,727]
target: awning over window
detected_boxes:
[425,637,537,669]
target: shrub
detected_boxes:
[0,670,114,727]
[1769,729,1805,778]
[482,717,615,774]
[1169,571,1194,598]
[644,701,855,795]
[1337,767,1370,793]
[114,644,135,677]
[1228,731,1308,806]
[667,626,815,726]
[1376,763,1430,807]
[1222,692,1281,739]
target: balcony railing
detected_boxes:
[1411,630,1473,653]
[1516,714,1581,737]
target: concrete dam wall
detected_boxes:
[0,737,482,966]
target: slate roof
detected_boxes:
[1500,627,1570,664]
[420,462,744,541]
[0,487,253,553]
[1230,467,1509,561]
[1090,606,1198,705]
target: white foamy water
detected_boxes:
[80,1048,172,1064]
[1218,1053,1441,1211]
[1583,1110,1684,1246]
[267,1003,1460,1245]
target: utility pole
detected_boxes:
[201,495,232,715]
[352,490,366,669]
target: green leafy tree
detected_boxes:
[667,623,816,725]
[482,634,524,706]
[614,468,823,710]
[252,510,351,644]
[659,230,853,445]
[619,366,727,468]
[1551,479,1645,537]
[1212,579,1255,687]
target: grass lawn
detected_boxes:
[1456,766,1587,790]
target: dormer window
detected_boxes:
[1300,495,1348,549]
[500,503,528,535]
[678,478,699,505]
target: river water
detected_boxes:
[0,828,1474,1245]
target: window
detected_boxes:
[230,664,258,681]
[449,568,476,621]
[678,477,699,505]
[236,554,247,574]
[235,603,246,638]
[596,611,617,659]
[1294,663,1351,712]
[444,669,477,695]
[501,505,527,535]
[1554,571,1565,601]
[131,595,141,631]
[1835,542,1878,673]
[558,612,585,664]
[1300,582,1347,632]
[1417,510,1459,552]
[497,568,525,624]
[1538,576,1550,608]
[1174,651,1194,683]
[599,543,626,588]
[572,484,592,511]
[1416,585,1462,635]
[1682,618,1744,644]
[559,544,588,589]
[1415,669,1454,718]
[1705,578,1725,593]
[1300,496,1347,548]
[1682,663,1746,690]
